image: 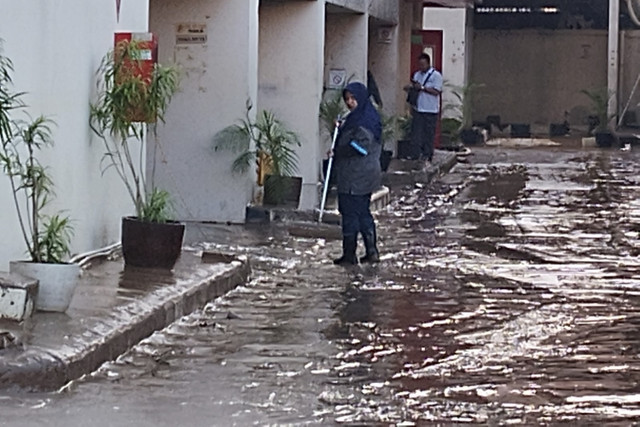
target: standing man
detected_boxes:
[410,53,443,162]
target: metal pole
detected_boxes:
[608,0,620,125]
[318,121,341,223]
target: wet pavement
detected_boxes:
[0,251,249,391]
[3,146,640,425]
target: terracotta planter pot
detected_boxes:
[121,217,185,269]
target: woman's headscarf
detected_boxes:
[338,82,382,142]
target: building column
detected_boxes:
[369,24,400,116]
[149,0,259,223]
[258,1,325,211]
[608,0,619,122]
[325,12,369,87]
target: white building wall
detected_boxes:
[0,0,149,268]
[423,7,469,118]
[259,2,325,211]
[149,0,258,223]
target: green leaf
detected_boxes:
[140,188,173,223]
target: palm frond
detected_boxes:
[213,123,251,153]
[231,150,256,174]
[319,89,347,135]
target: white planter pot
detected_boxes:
[9,261,80,312]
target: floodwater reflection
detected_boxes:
[2,147,640,425]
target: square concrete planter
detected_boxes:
[9,261,80,313]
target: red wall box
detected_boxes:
[114,32,158,122]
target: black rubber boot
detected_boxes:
[360,229,379,263]
[333,235,358,265]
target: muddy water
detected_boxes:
[3,147,640,425]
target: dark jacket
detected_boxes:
[333,125,381,195]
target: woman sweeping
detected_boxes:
[331,82,382,265]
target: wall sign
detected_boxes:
[377,27,393,44]
[328,69,347,89]
[176,23,207,45]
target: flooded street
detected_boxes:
[3,146,640,425]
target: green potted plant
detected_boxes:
[396,113,419,159]
[89,38,182,269]
[0,45,78,312]
[582,87,616,148]
[214,101,302,206]
[319,89,348,183]
[450,82,485,145]
[319,89,348,136]
[440,117,463,149]
[378,111,396,172]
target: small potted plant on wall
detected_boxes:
[0,46,78,312]
[90,38,182,269]
[214,101,302,206]
[582,87,616,148]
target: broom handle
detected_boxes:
[319,119,341,223]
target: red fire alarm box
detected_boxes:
[114,32,158,122]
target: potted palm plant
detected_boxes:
[214,101,301,206]
[319,89,348,184]
[89,38,183,269]
[396,113,420,159]
[451,82,485,145]
[582,87,616,148]
[0,46,78,312]
[378,112,395,172]
[440,117,462,149]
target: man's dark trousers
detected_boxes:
[411,110,438,161]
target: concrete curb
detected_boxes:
[0,253,250,392]
[246,186,391,225]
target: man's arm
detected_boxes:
[423,71,443,96]
[423,86,441,96]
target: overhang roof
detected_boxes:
[423,0,474,7]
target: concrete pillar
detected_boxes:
[323,9,369,164]
[149,0,259,223]
[258,1,325,211]
[397,2,416,112]
[608,0,619,121]
[325,11,369,87]
[369,24,400,116]
[464,7,474,89]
